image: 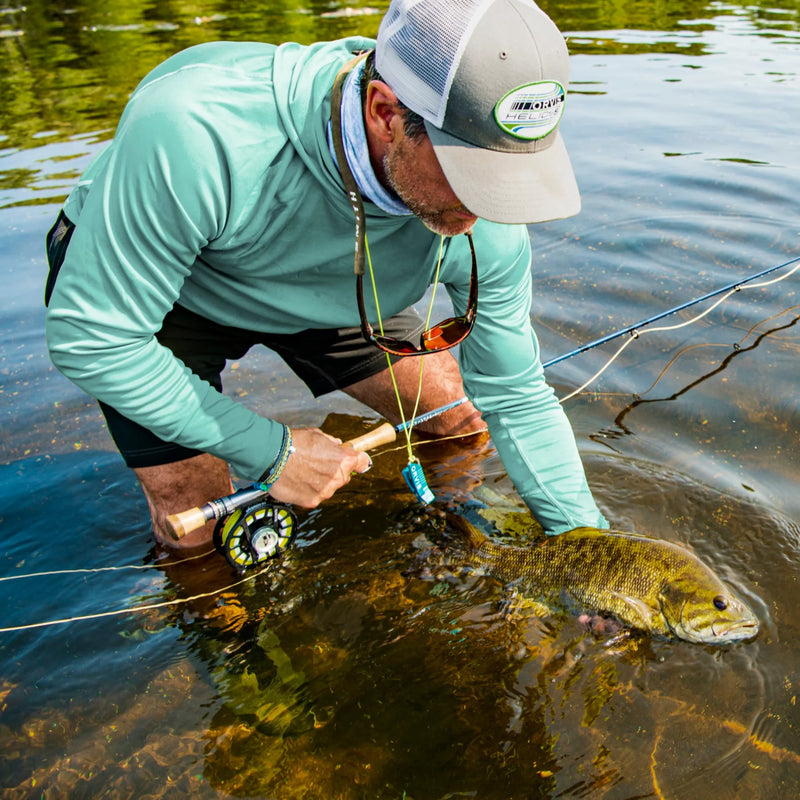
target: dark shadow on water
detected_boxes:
[583,308,800,456]
[608,310,800,437]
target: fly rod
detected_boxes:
[165,422,397,541]
[413,253,800,411]
[542,254,800,368]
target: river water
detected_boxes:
[1,1,799,798]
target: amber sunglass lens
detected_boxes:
[422,319,470,350]
[372,335,420,355]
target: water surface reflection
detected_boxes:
[1,0,799,797]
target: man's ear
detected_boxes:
[364,80,403,144]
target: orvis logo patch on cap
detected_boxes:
[494,81,566,140]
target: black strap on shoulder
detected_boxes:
[330,53,370,276]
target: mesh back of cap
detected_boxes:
[376,0,493,128]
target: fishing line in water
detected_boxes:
[0,548,216,583]
[557,255,800,403]
[542,253,800,369]
[0,564,267,634]
[631,302,800,400]
[606,309,800,440]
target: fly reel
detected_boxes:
[213,501,297,570]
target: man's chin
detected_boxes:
[419,214,477,237]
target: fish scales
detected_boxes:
[447,517,759,644]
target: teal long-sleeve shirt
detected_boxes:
[45,36,607,535]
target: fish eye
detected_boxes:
[713,595,728,611]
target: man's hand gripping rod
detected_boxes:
[165,423,397,540]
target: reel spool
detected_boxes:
[213,501,297,570]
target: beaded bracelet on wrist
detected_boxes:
[258,425,294,492]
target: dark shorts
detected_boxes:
[46,210,423,468]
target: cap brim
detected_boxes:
[426,123,581,225]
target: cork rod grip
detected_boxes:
[164,423,397,541]
[341,422,396,453]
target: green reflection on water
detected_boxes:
[0,0,383,149]
[1,0,799,150]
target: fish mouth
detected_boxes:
[710,617,760,642]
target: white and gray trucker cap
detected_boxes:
[376,0,580,224]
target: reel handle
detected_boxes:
[166,506,209,541]
[165,422,397,541]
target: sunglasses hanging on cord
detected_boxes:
[331,56,479,504]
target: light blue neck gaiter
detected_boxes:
[328,60,412,216]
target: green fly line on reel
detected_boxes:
[213,501,297,570]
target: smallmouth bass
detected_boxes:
[446,516,759,644]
